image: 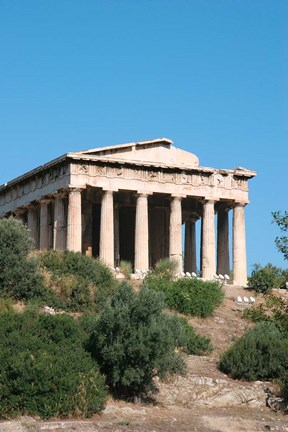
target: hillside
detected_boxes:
[1,285,288,432]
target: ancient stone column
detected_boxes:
[201,200,216,280]
[217,209,230,276]
[184,220,197,273]
[27,205,39,248]
[100,190,114,267]
[135,193,149,271]
[233,202,247,286]
[67,189,82,252]
[53,194,66,250]
[114,204,120,266]
[169,196,183,273]
[39,200,50,250]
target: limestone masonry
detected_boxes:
[0,138,256,285]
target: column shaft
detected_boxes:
[201,200,216,279]
[217,210,230,275]
[39,201,49,250]
[53,195,66,250]
[135,194,149,271]
[100,190,114,267]
[184,221,196,273]
[233,203,247,286]
[67,189,82,252]
[169,196,183,273]
[27,206,39,248]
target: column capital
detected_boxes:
[234,201,247,208]
[137,191,152,197]
[171,194,186,201]
[203,199,217,205]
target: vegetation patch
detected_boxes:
[87,283,188,399]
[0,311,107,419]
[144,261,224,317]
[0,217,47,301]
[219,321,288,381]
[38,250,118,311]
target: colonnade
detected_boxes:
[20,188,248,286]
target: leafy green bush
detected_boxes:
[39,250,117,311]
[119,260,133,279]
[243,294,288,334]
[144,262,224,317]
[169,316,212,355]
[0,217,46,300]
[0,311,107,419]
[248,263,288,293]
[87,283,186,399]
[165,278,224,317]
[219,322,288,381]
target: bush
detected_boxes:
[169,316,212,355]
[145,270,224,317]
[0,311,107,419]
[166,278,224,317]
[248,263,288,293]
[0,217,46,300]
[243,293,288,334]
[119,260,133,279]
[219,322,288,381]
[87,283,186,399]
[38,250,118,311]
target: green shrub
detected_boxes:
[87,283,186,399]
[119,260,133,280]
[0,311,107,419]
[219,322,288,381]
[151,258,178,279]
[248,263,288,293]
[144,262,224,317]
[167,278,224,317]
[0,217,46,300]
[243,294,288,334]
[169,315,212,355]
[39,250,117,311]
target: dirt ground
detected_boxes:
[1,285,288,432]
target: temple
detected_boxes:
[0,138,256,285]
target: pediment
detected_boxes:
[74,138,199,168]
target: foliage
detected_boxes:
[219,322,288,381]
[248,263,288,293]
[0,310,107,419]
[169,315,212,355]
[87,283,186,399]
[144,266,224,317]
[38,250,118,311]
[119,260,133,280]
[272,211,288,261]
[0,217,46,300]
[166,278,224,317]
[150,258,178,279]
[243,293,288,334]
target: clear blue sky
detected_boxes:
[0,0,287,271]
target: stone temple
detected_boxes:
[0,138,256,285]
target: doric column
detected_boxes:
[114,204,120,266]
[100,190,114,267]
[184,220,197,273]
[217,209,230,276]
[233,202,247,286]
[169,196,183,273]
[53,194,66,250]
[27,205,39,248]
[67,189,82,252]
[201,200,216,280]
[39,200,50,250]
[135,193,149,271]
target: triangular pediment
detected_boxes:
[73,138,199,168]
